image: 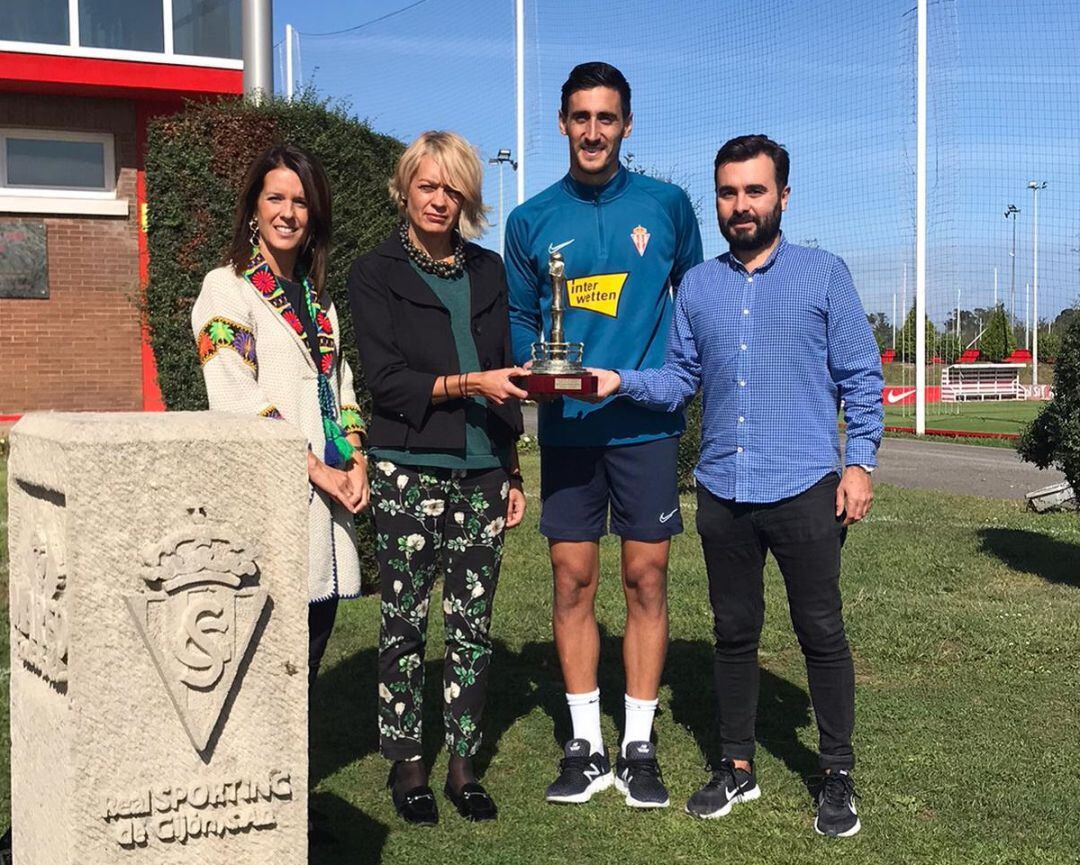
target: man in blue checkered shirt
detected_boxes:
[592,135,883,837]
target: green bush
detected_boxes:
[145,93,404,582]
[1018,313,1080,492]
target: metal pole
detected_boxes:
[285,23,294,101]
[993,266,998,308]
[901,264,907,359]
[915,0,927,435]
[1009,210,1017,322]
[1030,182,1043,387]
[892,292,897,350]
[242,0,273,102]
[1026,281,1030,349]
[498,163,505,256]
[515,0,525,205]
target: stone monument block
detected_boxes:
[7,412,311,865]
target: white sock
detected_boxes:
[621,694,659,756]
[566,689,603,755]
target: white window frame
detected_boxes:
[0,0,242,69]
[0,128,128,216]
[0,128,117,200]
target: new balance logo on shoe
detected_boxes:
[546,740,613,805]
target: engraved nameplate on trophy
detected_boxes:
[512,251,598,397]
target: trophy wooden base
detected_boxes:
[512,373,598,397]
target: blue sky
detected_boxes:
[270,0,1080,328]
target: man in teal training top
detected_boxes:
[505,61,702,809]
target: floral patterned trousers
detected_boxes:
[370,460,510,760]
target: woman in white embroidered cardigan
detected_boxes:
[192,144,367,690]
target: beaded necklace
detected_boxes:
[399,219,466,279]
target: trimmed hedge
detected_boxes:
[145,93,403,413]
[145,94,403,584]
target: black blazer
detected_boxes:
[347,230,524,453]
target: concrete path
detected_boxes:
[521,405,1064,500]
[874,437,1064,501]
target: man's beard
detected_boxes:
[720,200,783,252]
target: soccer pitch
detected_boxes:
[885,400,1043,436]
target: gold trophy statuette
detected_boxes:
[512,251,598,397]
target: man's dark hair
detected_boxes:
[560,62,631,119]
[714,135,790,190]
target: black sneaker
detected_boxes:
[814,770,861,837]
[545,738,613,804]
[685,758,761,819]
[615,741,670,808]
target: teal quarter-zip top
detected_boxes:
[505,166,703,448]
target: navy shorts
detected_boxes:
[539,437,683,541]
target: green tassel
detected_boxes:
[322,417,354,467]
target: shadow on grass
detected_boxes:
[979,527,1080,588]
[308,790,388,865]
[307,625,822,861]
[665,639,819,793]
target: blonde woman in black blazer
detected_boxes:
[348,130,526,826]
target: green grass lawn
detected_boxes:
[3,452,1080,864]
[885,399,1042,436]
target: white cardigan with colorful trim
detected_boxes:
[192,265,364,602]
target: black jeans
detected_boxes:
[696,473,855,771]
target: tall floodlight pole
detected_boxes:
[515,0,525,205]
[915,0,927,434]
[242,0,273,103]
[900,263,907,358]
[892,292,897,350]
[488,149,518,256]
[1004,204,1019,326]
[285,23,294,101]
[1025,281,1031,349]
[1029,181,1046,387]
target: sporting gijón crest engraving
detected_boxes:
[127,507,268,756]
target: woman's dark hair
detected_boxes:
[227,144,332,291]
[560,61,632,119]
[714,135,790,190]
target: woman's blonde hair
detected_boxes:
[389,130,490,240]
